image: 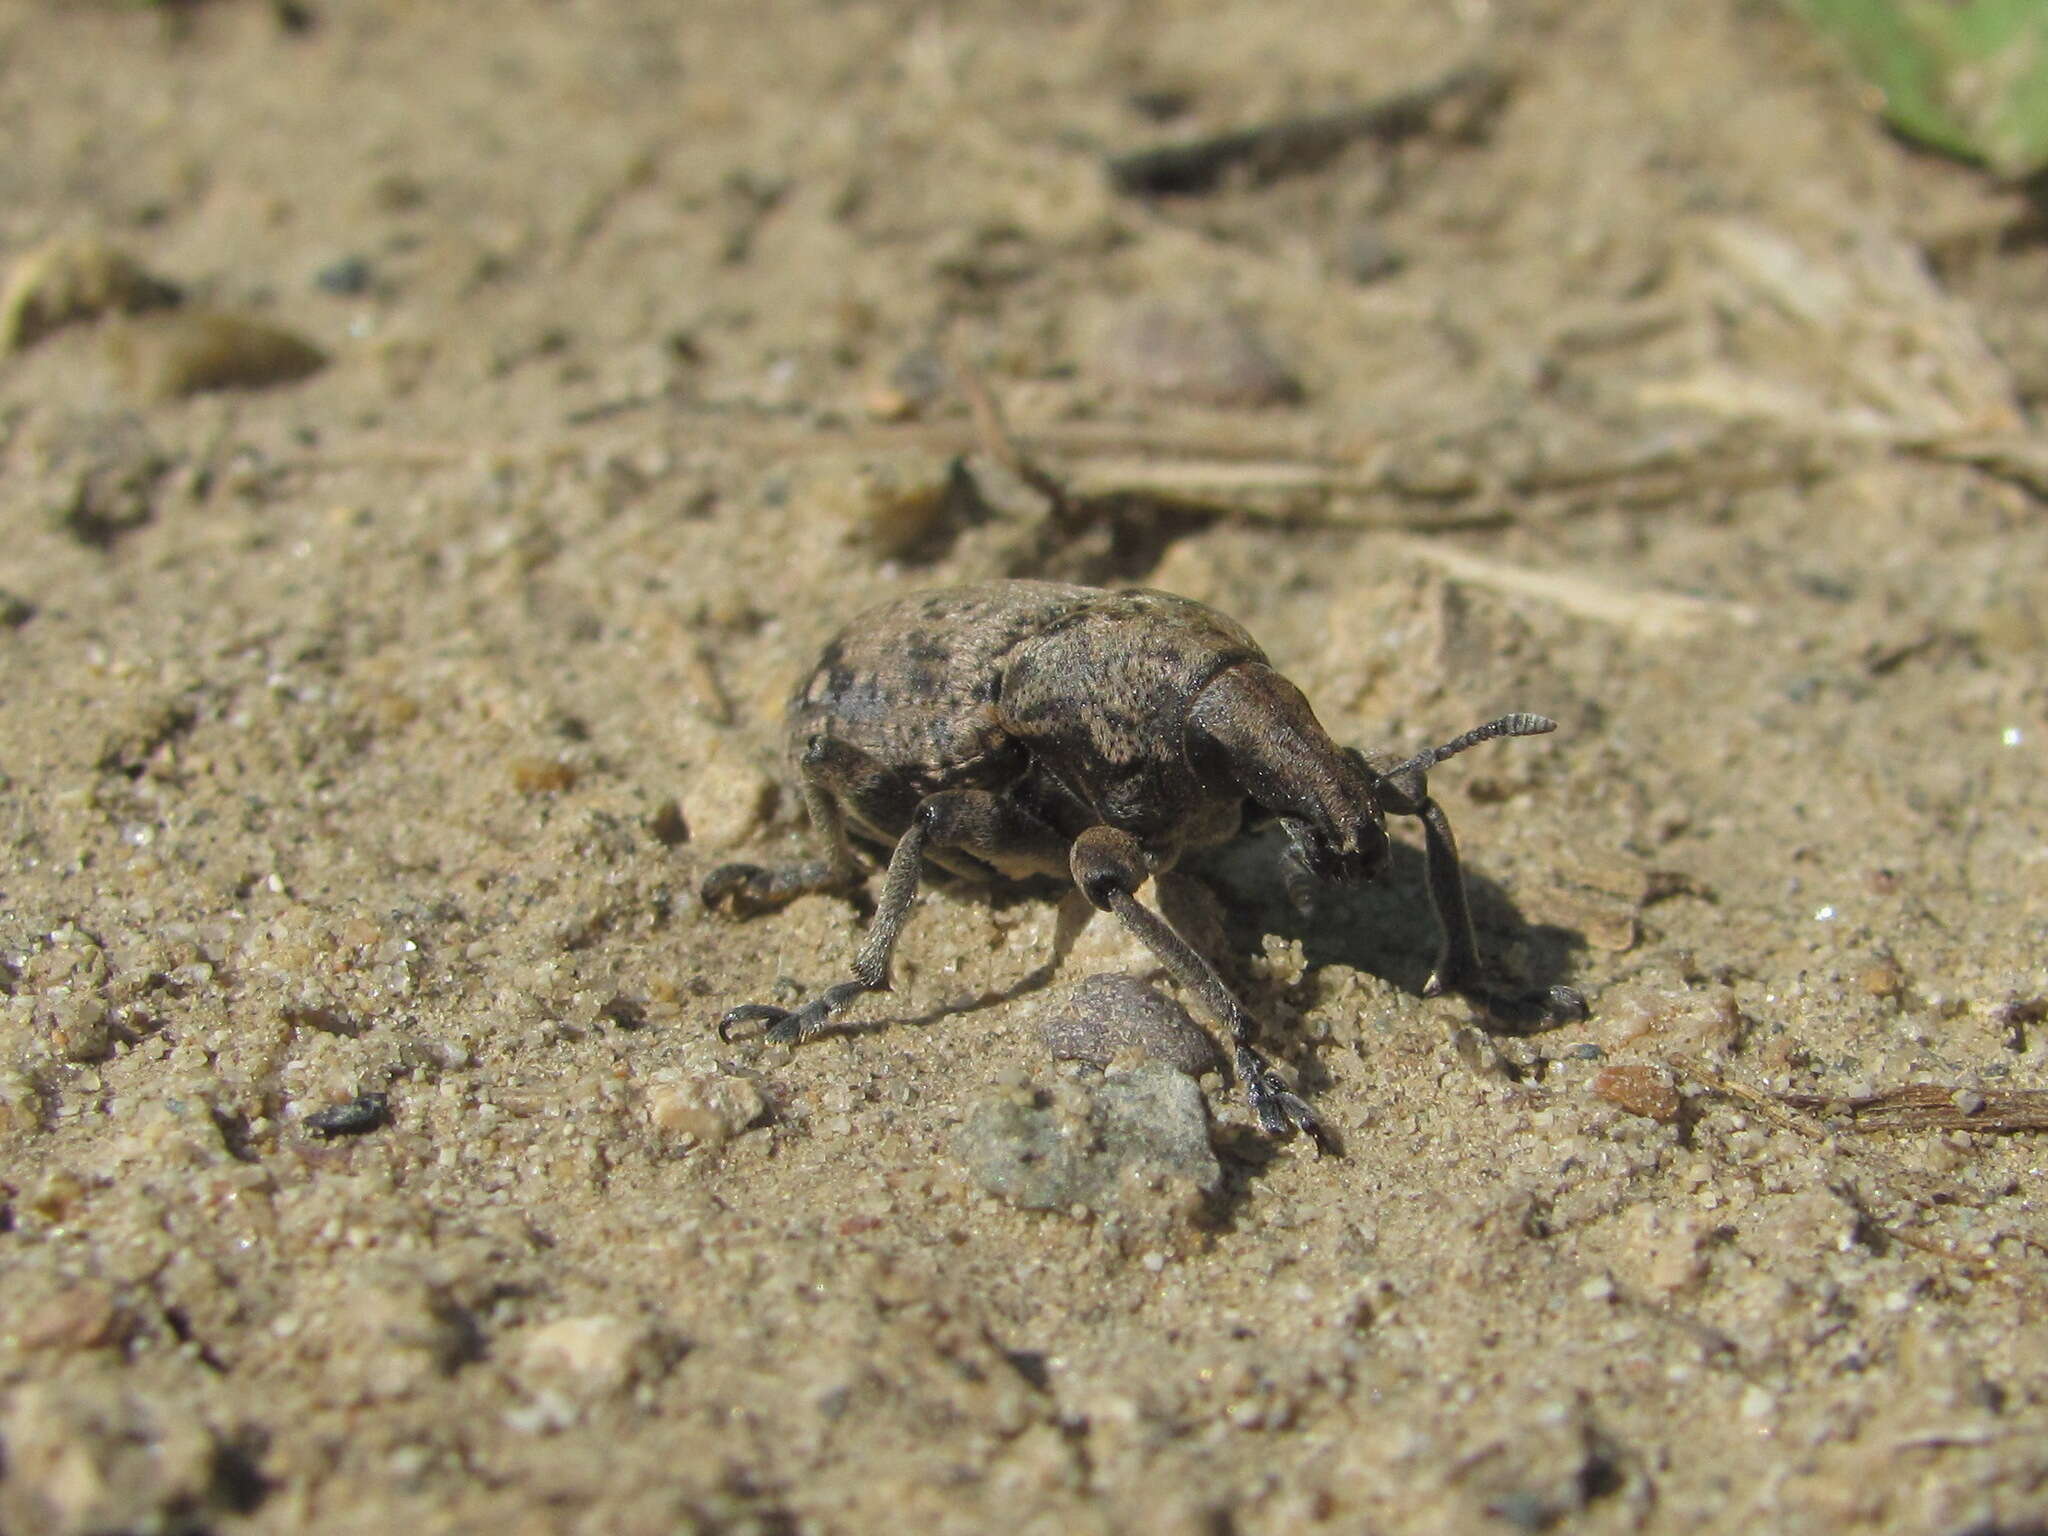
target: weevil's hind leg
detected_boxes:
[1070,825,1331,1151]
[701,736,874,917]
[718,788,1069,1045]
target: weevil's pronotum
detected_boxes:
[704,579,1579,1146]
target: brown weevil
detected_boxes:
[703,579,1580,1148]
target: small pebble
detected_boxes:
[1487,1492,1556,1533]
[684,742,776,849]
[31,410,169,548]
[803,452,981,561]
[1337,225,1404,285]
[868,344,949,420]
[305,1092,391,1137]
[1094,301,1301,408]
[515,1315,663,1399]
[107,310,326,400]
[1591,1064,1681,1123]
[1037,973,1220,1077]
[314,253,374,295]
[646,798,690,847]
[507,756,578,795]
[956,1062,1221,1213]
[843,460,955,559]
[43,993,115,1063]
[646,1071,765,1150]
[16,1282,128,1353]
[0,235,180,352]
[329,1272,481,1400]
[0,1379,232,1536]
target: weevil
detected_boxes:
[703,579,1579,1147]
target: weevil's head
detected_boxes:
[1188,662,1390,888]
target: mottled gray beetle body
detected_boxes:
[788,582,1260,876]
[708,578,1575,1147]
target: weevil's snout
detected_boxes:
[1190,661,1391,890]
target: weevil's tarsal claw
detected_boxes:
[701,864,782,917]
[717,977,880,1045]
[1273,1087,1333,1156]
[1235,1044,1331,1154]
[1545,984,1590,1021]
[718,1002,800,1043]
[1422,946,1480,1000]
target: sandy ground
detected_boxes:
[2,2,2046,1532]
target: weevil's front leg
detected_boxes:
[1374,714,1585,1023]
[718,788,1068,1045]
[1408,794,1481,1000]
[1070,825,1330,1150]
[1379,777,1586,1025]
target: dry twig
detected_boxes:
[1106,65,1510,196]
[1778,1084,2048,1135]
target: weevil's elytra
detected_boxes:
[703,578,1582,1148]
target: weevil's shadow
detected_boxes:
[867,828,1582,1043]
[1190,825,1585,1037]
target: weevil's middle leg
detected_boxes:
[1070,825,1329,1150]
[718,788,1068,1045]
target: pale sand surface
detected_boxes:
[2,5,2045,1532]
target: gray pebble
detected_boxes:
[1486,1491,1557,1532]
[305,1092,391,1138]
[314,254,374,295]
[1338,224,1404,285]
[1095,301,1301,408]
[884,344,950,413]
[956,1062,1221,1212]
[1037,973,1221,1077]
[44,994,115,1063]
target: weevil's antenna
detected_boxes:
[1386,713,1554,782]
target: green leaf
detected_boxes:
[1787,0,2048,177]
